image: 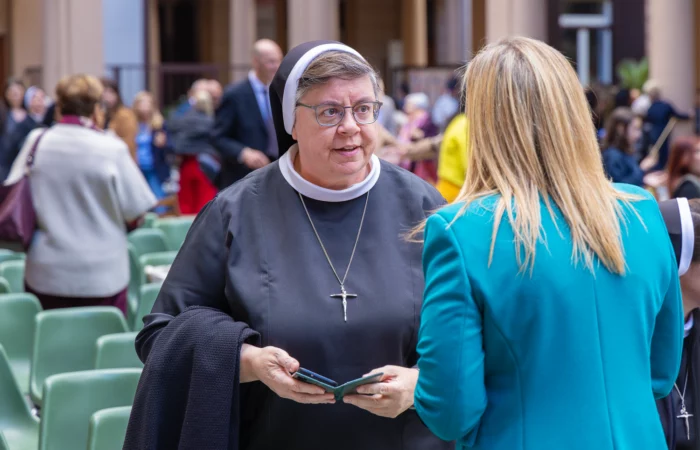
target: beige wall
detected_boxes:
[401,0,427,66]
[43,0,104,94]
[486,0,547,43]
[0,0,8,35]
[647,0,695,129]
[287,0,339,49]
[230,0,255,82]
[344,0,401,74]
[12,0,42,82]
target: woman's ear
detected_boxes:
[291,124,297,141]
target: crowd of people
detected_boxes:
[2,34,700,450]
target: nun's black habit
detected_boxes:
[124,41,451,450]
[657,198,700,450]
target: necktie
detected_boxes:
[262,88,278,158]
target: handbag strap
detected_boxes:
[25,128,50,170]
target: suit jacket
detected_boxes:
[657,308,700,449]
[415,183,683,449]
[211,79,274,189]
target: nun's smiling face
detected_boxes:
[292,76,378,190]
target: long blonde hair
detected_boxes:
[454,37,639,275]
[132,91,164,130]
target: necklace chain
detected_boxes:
[297,191,370,287]
[675,368,690,409]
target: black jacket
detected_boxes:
[123,306,258,450]
[657,308,700,449]
[210,79,275,189]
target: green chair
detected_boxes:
[0,345,39,450]
[126,244,142,325]
[0,432,8,450]
[154,216,194,251]
[87,406,132,450]
[0,251,25,265]
[39,369,141,450]
[127,228,168,258]
[95,333,143,370]
[142,212,158,228]
[0,278,12,295]
[29,307,128,406]
[139,251,177,285]
[0,293,42,393]
[133,283,161,331]
[0,260,24,293]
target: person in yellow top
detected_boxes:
[436,113,468,202]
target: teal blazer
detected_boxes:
[415,184,683,450]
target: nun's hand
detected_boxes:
[242,345,335,404]
[343,366,418,418]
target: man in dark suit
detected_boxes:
[211,39,283,189]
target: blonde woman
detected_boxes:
[414,38,683,449]
[132,91,170,199]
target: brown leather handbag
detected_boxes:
[0,129,49,250]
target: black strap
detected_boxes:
[25,128,49,169]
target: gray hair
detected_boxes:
[295,51,380,105]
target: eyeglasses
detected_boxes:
[296,101,383,127]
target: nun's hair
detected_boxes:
[689,198,700,264]
[295,51,379,105]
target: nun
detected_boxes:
[124,41,451,450]
[658,198,700,450]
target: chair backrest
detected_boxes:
[154,216,194,251]
[39,369,141,450]
[0,260,25,293]
[0,345,36,430]
[127,228,168,258]
[87,406,132,450]
[142,212,158,228]
[30,307,128,406]
[0,431,8,450]
[0,251,25,265]
[133,283,161,331]
[0,277,12,295]
[126,244,141,317]
[139,251,177,285]
[95,333,143,370]
[0,293,41,365]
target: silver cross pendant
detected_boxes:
[330,285,357,322]
[678,406,694,440]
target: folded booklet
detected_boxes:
[292,369,384,402]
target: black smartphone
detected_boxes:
[293,367,339,387]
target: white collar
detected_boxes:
[248,71,267,92]
[278,144,380,202]
[685,314,695,338]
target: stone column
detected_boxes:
[647,0,695,121]
[43,0,104,94]
[436,0,472,64]
[486,0,547,43]
[287,0,339,50]
[401,0,428,66]
[11,0,42,84]
[230,0,256,82]
[147,0,160,97]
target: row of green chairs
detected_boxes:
[1,344,140,450]
[0,294,41,393]
[131,216,194,253]
[1,328,142,449]
[30,307,129,406]
[0,288,152,395]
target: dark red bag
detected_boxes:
[0,129,49,250]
